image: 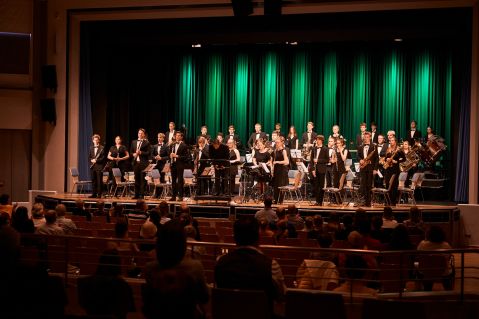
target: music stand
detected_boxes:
[142,163,157,173]
[245,153,253,163]
[291,149,302,161]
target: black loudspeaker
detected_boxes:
[231,0,253,17]
[41,65,57,92]
[40,98,56,125]
[264,0,282,15]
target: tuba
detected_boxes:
[400,149,420,172]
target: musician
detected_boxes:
[401,140,416,186]
[335,138,349,186]
[169,131,189,201]
[407,120,422,145]
[252,138,272,194]
[226,125,242,149]
[152,133,169,183]
[383,137,405,205]
[247,123,267,149]
[329,125,344,143]
[370,122,379,144]
[355,122,367,147]
[89,134,106,198]
[301,121,317,149]
[272,136,290,204]
[426,126,435,143]
[107,136,130,178]
[227,140,241,196]
[194,136,210,195]
[166,122,176,146]
[274,123,283,136]
[285,126,299,150]
[268,131,280,150]
[197,125,211,144]
[310,135,329,206]
[130,128,151,199]
[357,132,378,206]
[326,137,336,188]
[209,138,230,196]
[375,134,388,187]
[387,130,396,144]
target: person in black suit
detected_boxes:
[247,123,267,149]
[300,121,317,149]
[310,135,329,205]
[226,125,242,150]
[375,134,388,188]
[130,128,151,199]
[169,131,190,201]
[370,121,379,144]
[406,120,422,145]
[89,134,106,198]
[383,137,405,205]
[152,133,169,183]
[355,122,367,148]
[165,122,176,146]
[209,138,230,196]
[357,132,378,206]
[196,125,211,145]
[274,123,283,136]
[194,136,210,195]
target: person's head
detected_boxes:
[387,130,396,140]
[345,254,368,279]
[410,120,417,129]
[271,131,278,141]
[113,204,124,216]
[348,231,364,249]
[328,137,335,148]
[427,126,434,134]
[383,206,394,221]
[332,125,340,134]
[316,135,324,146]
[96,249,122,277]
[0,194,10,205]
[136,199,147,212]
[276,207,286,220]
[228,125,235,134]
[157,133,165,143]
[140,221,158,239]
[149,208,161,226]
[289,126,297,136]
[169,122,175,131]
[307,121,314,131]
[378,134,385,145]
[389,224,411,249]
[256,138,265,150]
[114,136,122,145]
[426,225,447,243]
[275,123,281,131]
[342,214,353,228]
[226,139,236,150]
[0,212,10,227]
[31,203,45,219]
[409,206,422,223]
[287,204,298,216]
[402,140,410,150]
[304,216,314,230]
[389,137,397,147]
[211,139,222,149]
[363,131,371,143]
[75,199,84,209]
[359,122,367,132]
[198,136,206,147]
[201,125,208,135]
[370,122,377,131]
[255,123,262,133]
[156,220,187,268]
[97,200,105,212]
[313,215,323,228]
[114,217,129,238]
[318,233,333,248]
[234,216,259,246]
[179,213,192,227]
[44,210,57,225]
[138,128,146,140]
[263,197,273,208]
[175,131,184,142]
[216,133,224,143]
[55,204,67,217]
[11,206,29,225]
[91,134,101,147]
[336,138,345,149]
[371,216,383,231]
[184,225,197,240]
[180,202,190,215]
[159,201,169,217]
[275,136,285,148]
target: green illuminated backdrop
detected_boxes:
[177,46,452,147]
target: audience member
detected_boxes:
[215,216,286,314]
[286,204,304,230]
[72,199,92,220]
[404,206,426,235]
[109,202,125,217]
[78,249,135,319]
[148,207,161,230]
[143,220,209,319]
[35,210,64,235]
[55,204,77,235]
[259,218,275,238]
[11,206,35,234]
[310,233,335,262]
[158,201,171,224]
[31,202,46,228]
[0,211,10,227]
[255,197,278,224]
[324,212,341,235]
[335,214,353,240]
[303,216,314,232]
[107,217,139,253]
[127,200,149,221]
[307,214,324,239]
[382,206,398,228]
[139,221,157,253]
[333,255,378,298]
[386,224,414,250]
[370,216,391,244]
[0,193,13,216]
[185,225,206,258]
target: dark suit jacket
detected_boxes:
[152,143,169,171]
[371,131,379,144]
[355,133,364,148]
[301,131,318,147]
[225,134,242,148]
[406,130,422,145]
[247,132,267,149]
[170,142,190,168]
[285,135,299,150]
[165,131,176,144]
[89,145,106,170]
[376,143,388,159]
[209,143,230,163]
[310,145,329,174]
[130,139,151,165]
[195,145,210,174]
[357,143,378,171]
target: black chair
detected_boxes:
[211,288,271,319]
[285,289,347,319]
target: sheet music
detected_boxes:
[291,149,302,159]
[245,153,253,163]
[297,162,307,172]
[377,170,383,178]
[260,162,270,173]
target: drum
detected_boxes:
[427,139,445,162]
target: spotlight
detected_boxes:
[394,38,403,42]
[192,44,202,48]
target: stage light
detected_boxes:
[192,44,202,48]
[394,38,403,42]
[231,0,253,17]
[264,0,282,16]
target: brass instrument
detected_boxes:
[383,146,400,169]
[379,156,385,166]
[400,149,420,172]
[359,146,376,169]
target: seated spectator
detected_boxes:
[0,211,10,226]
[35,210,64,235]
[55,204,77,235]
[158,201,171,224]
[0,193,13,216]
[303,216,314,233]
[307,215,324,239]
[215,216,286,314]
[324,212,341,235]
[71,199,92,220]
[107,217,139,253]
[333,255,378,298]
[335,214,353,240]
[259,218,275,238]
[286,204,304,230]
[382,206,398,229]
[31,202,46,228]
[356,216,384,250]
[386,224,414,250]
[403,206,426,235]
[297,248,339,290]
[185,225,206,258]
[275,206,287,225]
[78,249,135,319]
[11,206,35,234]
[255,197,278,224]
[143,220,209,319]
[310,233,335,263]
[139,221,157,253]
[109,202,125,217]
[127,200,149,221]
[178,206,201,241]
[148,207,161,230]
[370,216,391,244]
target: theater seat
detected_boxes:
[285,289,347,319]
[211,288,271,319]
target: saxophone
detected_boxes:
[383,146,400,169]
